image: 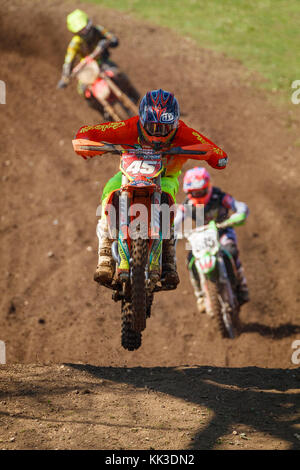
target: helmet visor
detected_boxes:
[190,188,209,198]
[144,121,175,137]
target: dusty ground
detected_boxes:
[0,0,299,451]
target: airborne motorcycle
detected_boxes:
[71,54,139,122]
[73,139,212,350]
[186,221,241,339]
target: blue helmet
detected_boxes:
[138,89,180,145]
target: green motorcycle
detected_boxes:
[186,220,240,338]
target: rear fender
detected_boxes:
[91,77,111,101]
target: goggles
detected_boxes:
[144,121,175,137]
[190,188,209,198]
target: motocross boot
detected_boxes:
[236,265,250,305]
[161,227,180,289]
[94,217,115,286]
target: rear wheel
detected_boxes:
[112,101,136,121]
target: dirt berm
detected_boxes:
[0,0,299,450]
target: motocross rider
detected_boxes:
[57,9,139,114]
[174,167,250,310]
[73,89,229,289]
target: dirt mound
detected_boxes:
[0,0,300,450]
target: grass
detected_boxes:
[82,0,299,97]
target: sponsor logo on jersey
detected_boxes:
[192,131,207,143]
[79,121,125,133]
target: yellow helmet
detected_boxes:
[67,9,90,34]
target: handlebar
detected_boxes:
[184,221,232,238]
[71,57,93,77]
[72,139,213,160]
[71,44,105,78]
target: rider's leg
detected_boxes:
[219,228,249,305]
[94,172,122,284]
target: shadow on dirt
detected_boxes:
[239,322,300,339]
[65,364,300,450]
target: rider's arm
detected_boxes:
[57,36,82,89]
[96,25,119,48]
[73,116,139,159]
[62,36,82,76]
[221,194,249,227]
[176,122,228,170]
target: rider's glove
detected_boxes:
[218,220,230,230]
[98,38,110,50]
[219,213,247,229]
[57,76,70,89]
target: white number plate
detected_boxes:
[189,228,218,254]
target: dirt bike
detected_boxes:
[73,138,213,350]
[71,54,139,122]
[186,221,241,339]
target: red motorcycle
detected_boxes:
[73,138,213,350]
[71,55,139,121]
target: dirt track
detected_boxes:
[0,0,300,450]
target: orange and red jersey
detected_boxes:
[74,116,228,175]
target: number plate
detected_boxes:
[189,228,219,254]
[121,153,163,180]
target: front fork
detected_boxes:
[149,176,162,284]
[196,251,235,316]
[117,175,131,282]
[217,253,236,309]
[117,175,162,287]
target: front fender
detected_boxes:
[196,252,217,274]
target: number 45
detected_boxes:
[127,160,156,174]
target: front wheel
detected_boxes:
[121,301,142,351]
[131,237,148,332]
[205,278,235,339]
